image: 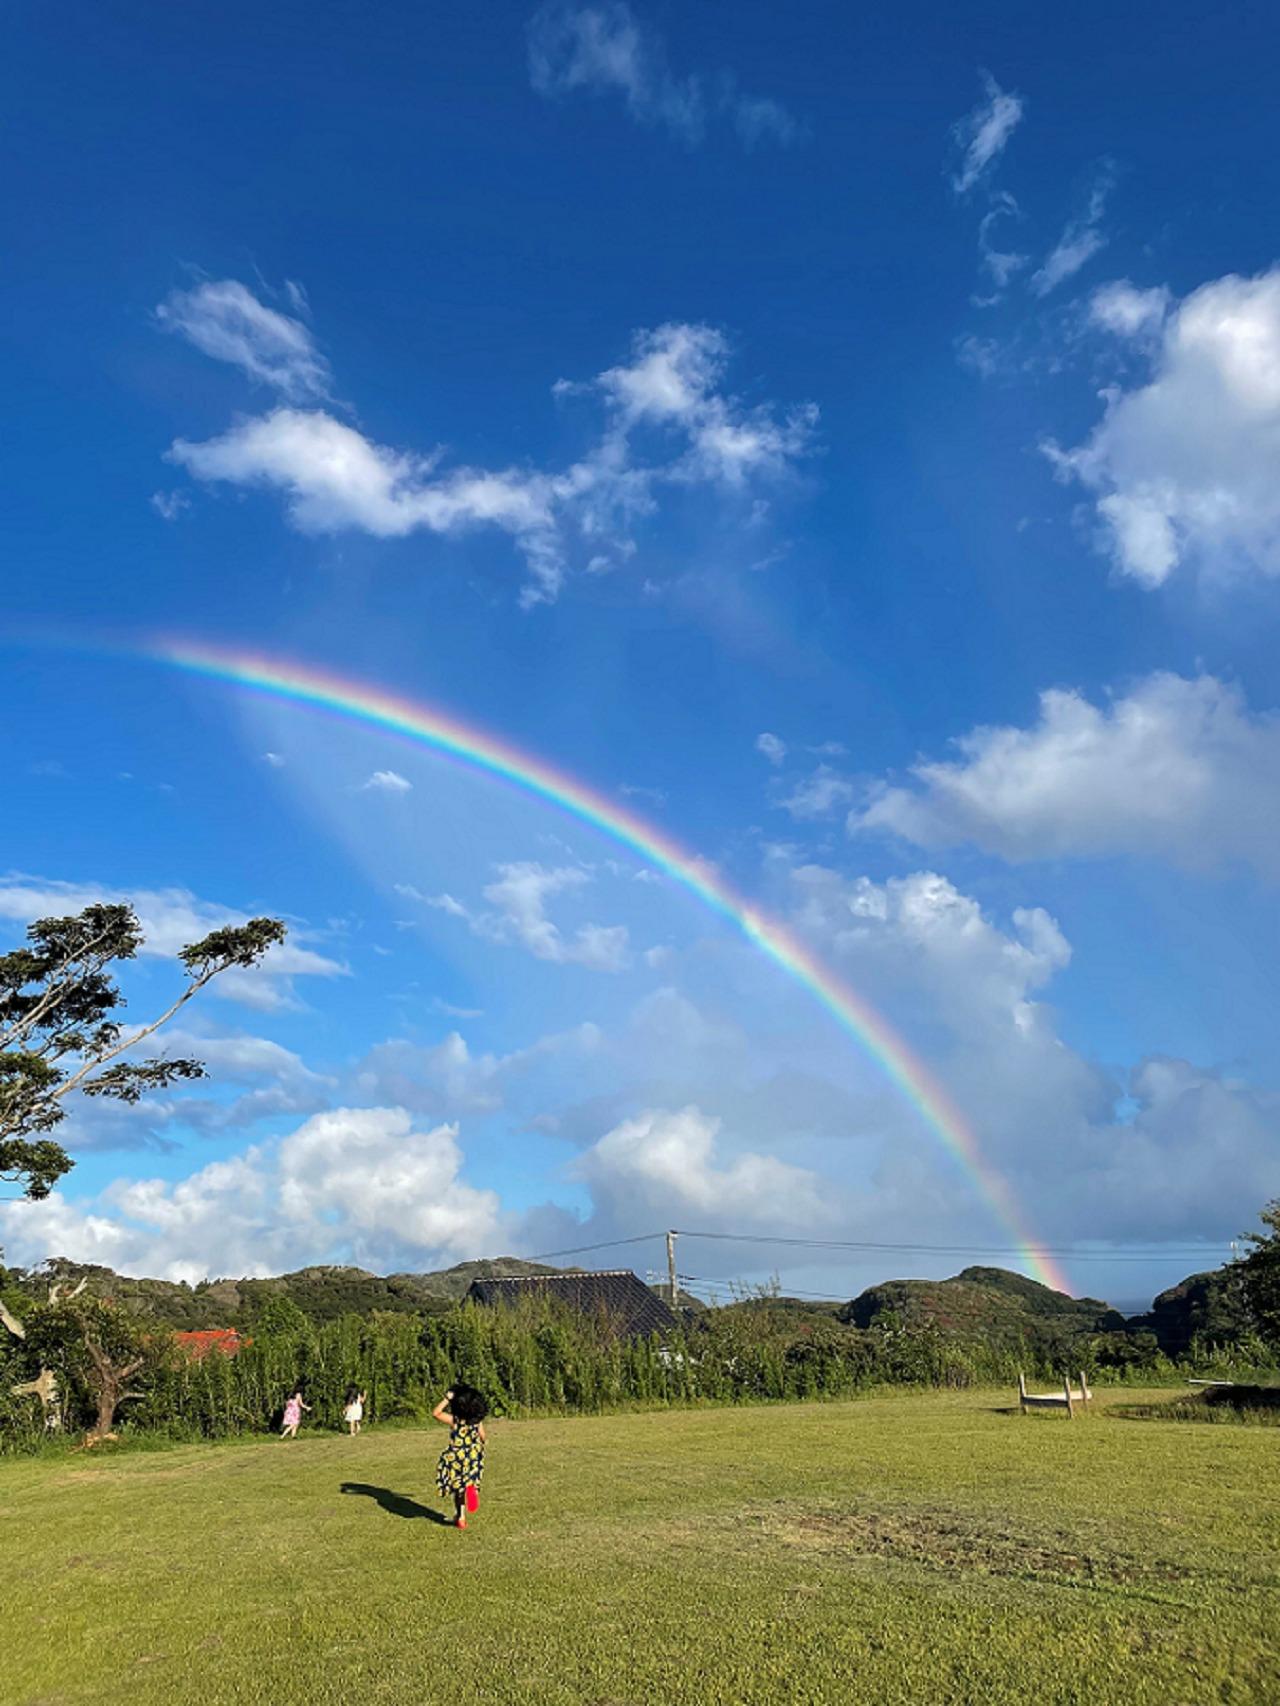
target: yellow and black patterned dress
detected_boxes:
[436,1419,484,1497]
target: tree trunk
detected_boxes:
[83,1343,144,1441]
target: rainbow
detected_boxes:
[148,637,1070,1293]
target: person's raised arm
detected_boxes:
[431,1390,455,1426]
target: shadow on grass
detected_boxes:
[340,1482,451,1523]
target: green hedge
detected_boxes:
[4,1293,1277,1455]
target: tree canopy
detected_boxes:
[1240,1199,1280,1345]
[0,902,286,1199]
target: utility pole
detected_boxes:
[666,1230,679,1310]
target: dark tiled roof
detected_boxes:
[464,1269,678,1339]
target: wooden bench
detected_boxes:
[1018,1371,1092,1417]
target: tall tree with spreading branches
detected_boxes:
[0,903,287,1199]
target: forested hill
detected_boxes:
[2,1255,1248,1355]
[841,1266,1127,1344]
[3,1257,561,1328]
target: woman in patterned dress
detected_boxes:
[432,1384,488,1528]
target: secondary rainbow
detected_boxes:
[150,637,1070,1293]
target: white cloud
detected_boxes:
[156,279,331,400]
[755,731,787,765]
[262,751,286,768]
[363,769,412,794]
[578,1105,829,1224]
[528,2,801,150]
[595,322,817,486]
[853,673,1280,880]
[166,319,813,607]
[356,1022,599,1118]
[0,1108,500,1281]
[150,489,190,521]
[976,191,1027,293]
[1089,280,1171,340]
[423,861,630,972]
[484,863,630,970]
[1046,267,1280,587]
[779,764,854,820]
[951,72,1024,194]
[789,865,1071,1042]
[1030,171,1111,297]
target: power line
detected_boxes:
[672,1229,1232,1262]
[679,1273,851,1302]
[523,1231,663,1263]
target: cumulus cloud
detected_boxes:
[578,1105,830,1224]
[527,1,802,150]
[1029,171,1112,297]
[0,1108,500,1282]
[789,865,1071,1042]
[156,278,331,400]
[853,673,1280,879]
[1045,267,1280,587]
[951,72,1024,194]
[755,731,787,765]
[362,769,412,794]
[166,313,814,607]
[424,861,631,971]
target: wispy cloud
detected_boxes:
[975,192,1027,294]
[755,732,787,765]
[528,2,803,150]
[951,72,1024,194]
[1030,170,1112,297]
[164,291,816,608]
[424,861,631,972]
[156,278,331,401]
[779,764,855,820]
[150,489,190,521]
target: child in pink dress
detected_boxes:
[281,1388,310,1438]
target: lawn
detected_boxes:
[4,1388,1278,1706]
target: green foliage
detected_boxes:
[1127,1265,1253,1354]
[841,1268,1123,1357]
[0,902,287,1197]
[20,1293,161,1436]
[1240,1199,1280,1345]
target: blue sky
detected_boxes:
[3,0,1278,1307]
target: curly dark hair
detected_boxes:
[448,1382,489,1424]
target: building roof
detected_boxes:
[464,1269,679,1339]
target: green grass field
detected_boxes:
[4,1389,1278,1706]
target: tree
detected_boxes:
[23,1290,156,1440]
[1240,1199,1280,1344]
[1,903,286,1199]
